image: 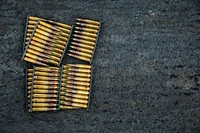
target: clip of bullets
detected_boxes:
[60,64,92,109]
[22,16,72,67]
[27,66,62,112]
[67,18,101,63]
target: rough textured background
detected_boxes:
[0,0,200,132]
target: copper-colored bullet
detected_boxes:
[70,45,93,54]
[61,87,89,95]
[62,79,90,86]
[75,22,99,29]
[73,34,96,42]
[76,18,100,26]
[65,64,91,69]
[60,96,88,104]
[24,57,48,66]
[72,38,95,46]
[69,49,92,58]
[60,100,87,108]
[63,71,91,78]
[74,30,97,38]
[61,84,90,91]
[71,42,94,50]
[29,107,58,112]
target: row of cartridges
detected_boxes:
[22,16,101,66]
[27,64,92,112]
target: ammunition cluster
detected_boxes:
[26,64,92,112]
[22,16,101,112]
[22,16,72,67]
[68,18,101,63]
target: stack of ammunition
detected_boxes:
[60,64,91,109]
[67,18,101,63]
[22,17,72,67]
[27,66,62,112]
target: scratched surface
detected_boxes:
[0,0,200,132]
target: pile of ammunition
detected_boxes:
[22,16,101,112]
[68,18,101,63]
[27,66,62,112]
[60,64,91,109]
[22,16,72,67]
[26,64,92,112]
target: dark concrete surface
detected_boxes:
[0,0,200,132]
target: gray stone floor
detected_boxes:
[0,0,199,132]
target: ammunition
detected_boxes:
[61,84,90,91]
[34,80,59,85]
[28,21,37,25]
[26,37,30,41]
[74,26,98,33]
[28,69,33,72]
[69,49,92,58]
[75,22,99,29]
[72,38,95,46]
[73,34,96,42]
[62,79,90,86]
[34,76,59,81]
[33,85,59,89]
[60,105,79,109]
[61,92,88,99]
[64,66,91,73]
[34,32,66,45]
[36,29,67,41]
[32,36,65,50]
[28,89,58,94]
[27,25,35,29]
[35,67,60,72]
[74,30,97,38]
[24,57,48,66]
[31,98,58,102]
[25,53,59,65]
[70,45,93,54]
[67,53,90,62]
[54,25,70,33]
[71,42,94,50]
[60,96,88,104]
[61,87,89,95]
[27,29,33,33]
[29,107,58,112]
[30,40,63,53]
[30,94,58,98]
[60,101,87,108]
[62,76,90,82]
[26,33,32,38]
[31,103,57,107]
[34,71,60,77]
[63,71,91,78]
[65,64,91,69]
[27,48,60,62]
[76,18,100,26]
[38,25,69,37]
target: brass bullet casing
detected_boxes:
[64,66,91,73]
[33,85,59,89]
[63,71,91,78]
[60,96,88,104]
[34,80,59,85]
[70,45,93,54]
[62,84,90,91]
[74,26,98,33]
[76,18,100,26]
[28,89,58,94]
[66,64,91,69]
[28,20,37,25]
[62,76,90,82]
[54,26,71,33]
[31,103,57,107]
[29,107,58,112]
[61,92,88,99]
[74,30,97,38]
[31,98,58,103]
[27,29,34,33]
[30,93,58,98]
[75,22,99,29]
[24,57,48,66]
[69,49,92,58]
[67,53,90,62]
[62,80,90,86]
[60,100,87,108]
[26,33,32,38]
[35,67,60,72]
[27,25,35,29]
[34,71,60,77]
[73,34,96,42]
[61,87,89,95]
[71,42,94,50]
[34,76,59,81]
[60,105,80,109]
[72,38,95,46]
